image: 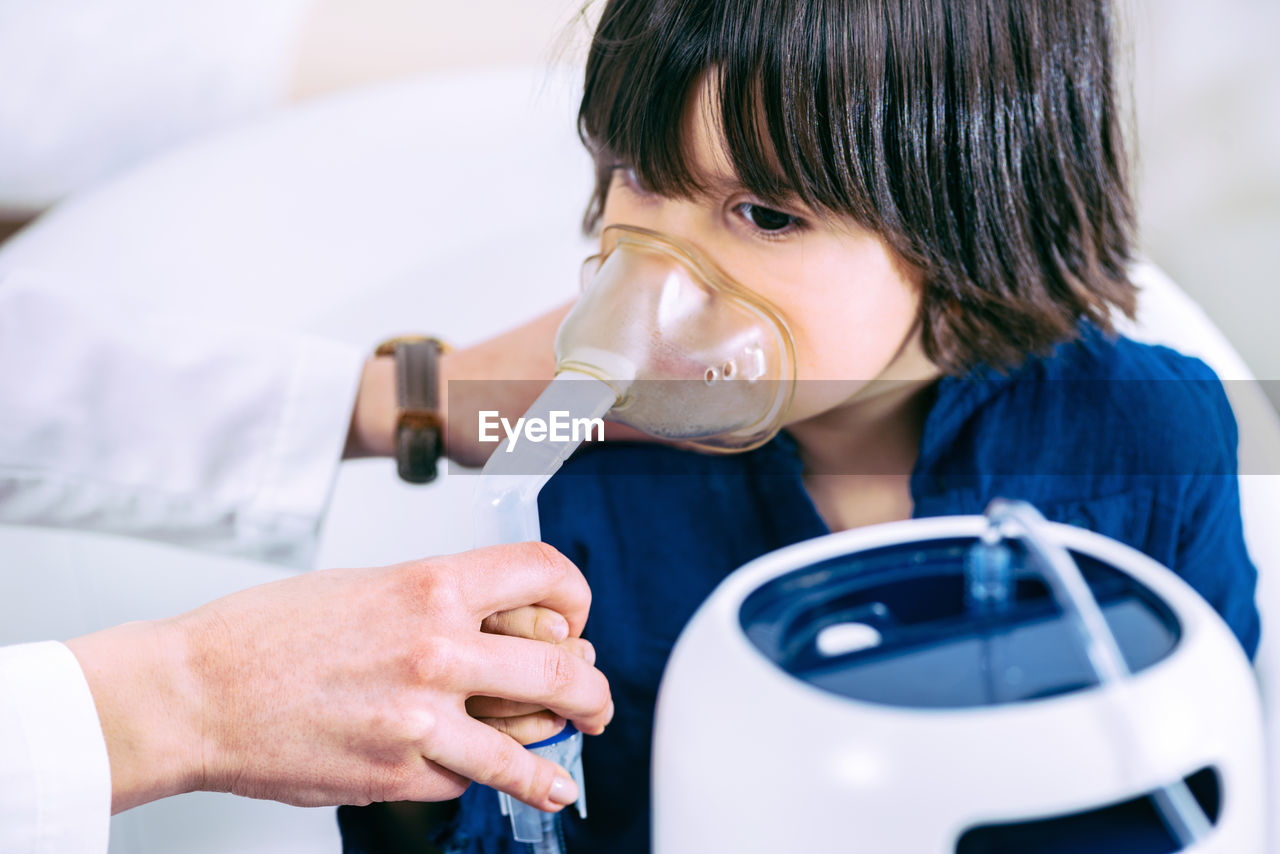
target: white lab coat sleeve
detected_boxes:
[0,271,365,568]
[0,641,111,854]
[0,0,313,210]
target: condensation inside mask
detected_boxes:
[556,225,797,452]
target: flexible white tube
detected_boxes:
[986,499,1212,846]
[473,368,620,545]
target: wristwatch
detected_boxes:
[374,335,450,484]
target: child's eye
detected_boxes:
[736,202,799,233]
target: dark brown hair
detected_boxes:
[578,0,1137,373]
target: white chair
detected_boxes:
[1121,262,1280,849]
[0,66,1275,851]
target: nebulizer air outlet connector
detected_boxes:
[473,225,797,851]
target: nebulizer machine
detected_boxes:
[472,225,1267,853]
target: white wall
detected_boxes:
[1125,0,1280,390]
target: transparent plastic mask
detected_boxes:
[556,225,798,452]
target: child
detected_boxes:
[343,0,1260,851]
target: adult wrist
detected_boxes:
[345,354,397,458]
[66,619,204,812]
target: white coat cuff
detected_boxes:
[0,641,111,854]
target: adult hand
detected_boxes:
[468,606,599,745]
[66,542,613,815]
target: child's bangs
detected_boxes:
[578,0,881,224]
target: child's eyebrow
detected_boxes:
[696,172,748,195]
[595,146,743,195]
[598,149,805,209]
[700,172,809,211]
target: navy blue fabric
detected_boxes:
[347,329,1260,854]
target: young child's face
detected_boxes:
[598,80,936,425]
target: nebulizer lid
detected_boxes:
[556,225,798,452]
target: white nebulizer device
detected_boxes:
[652,501,1266,853]
[473,225,798,853]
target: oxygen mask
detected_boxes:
[557,225,798,452]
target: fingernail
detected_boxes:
[582,640,597,665]
[550,617,569,642]
[549,774,580,806]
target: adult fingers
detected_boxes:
[558,637,596,666]
[466,695,544,719]
[482,606,569,642]
[429,710,582,812]
[474,710,567,745]
[465,639,596,722]
[459,634,612,734]
[446,542,592,636]
[383,755,472,805]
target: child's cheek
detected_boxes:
[787,244,922,382]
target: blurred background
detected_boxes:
[1125,0,1280,398]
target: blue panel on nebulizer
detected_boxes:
[739,538,1181,709]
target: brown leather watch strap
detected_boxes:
[375,336,448,484]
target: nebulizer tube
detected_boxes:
[473,372,619,849]
[473,370,622,545]
[473,225,798,851]
[979,499,1212,846]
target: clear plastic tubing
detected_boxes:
[474,369,623,547]
[984,499,1211,847]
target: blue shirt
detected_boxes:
[345,328,1259,854]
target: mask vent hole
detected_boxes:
[722,361,736,379]
[705,367,719,384]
